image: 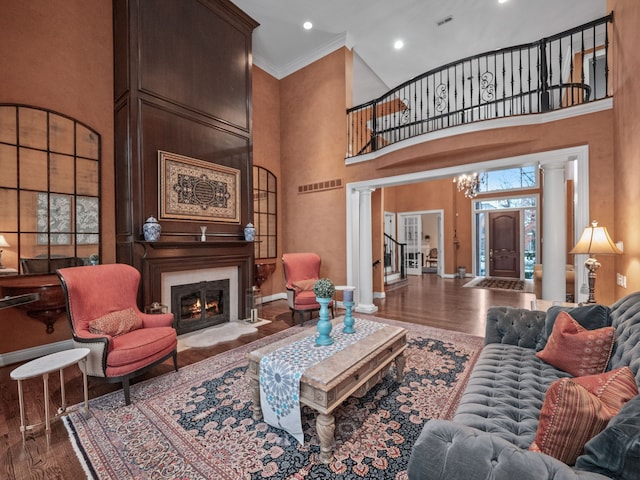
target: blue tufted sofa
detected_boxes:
[407,291,640,480]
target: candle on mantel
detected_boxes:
[343,288,354,303]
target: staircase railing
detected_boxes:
[347,14,613,157]
[384,233,406,285]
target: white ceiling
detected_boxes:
[231,0,607,104]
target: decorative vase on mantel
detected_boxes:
[143,216,161,242]
[314,278,335,346]
[244,223,256,241]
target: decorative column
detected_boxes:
[355,187,378,313]
[541,160,567,302]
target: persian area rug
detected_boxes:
[64,317,483,480]
[464,277,534,293]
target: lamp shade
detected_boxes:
[569,221,622,255]
[0,235,9,248]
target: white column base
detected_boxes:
[355,303,379,314]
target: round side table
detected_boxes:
[10,347,90,441]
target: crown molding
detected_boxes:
[254,32,350,80]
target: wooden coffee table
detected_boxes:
[246,317,407,463]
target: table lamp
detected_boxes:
[569,221,622,303]
[0,235,9,268]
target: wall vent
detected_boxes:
[298,178,343,194]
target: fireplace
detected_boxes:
[171,279,230,335]
[160,265,241,334]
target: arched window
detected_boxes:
[0,104,101,274]
[252,166,277,259]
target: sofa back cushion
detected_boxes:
[575,393,640,480]
[485,307,547,349]
[536,304,611,351]
[607,291,640,385]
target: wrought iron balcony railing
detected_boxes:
[347,14,613,157]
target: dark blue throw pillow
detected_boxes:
[576,394,640,480]
[536,304,611,351]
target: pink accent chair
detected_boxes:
[282,252,334,325]
[57,264,178,405]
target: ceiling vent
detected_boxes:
[436,15,453,27]
[298,178,343,194]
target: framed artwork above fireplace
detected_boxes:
[158,150,241,223]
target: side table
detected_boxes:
[10,347,90,441]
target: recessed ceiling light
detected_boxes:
[394,40,404,50]
[499,0,509,3]
[303,21,313,30]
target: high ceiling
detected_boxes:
[231,0,607,103]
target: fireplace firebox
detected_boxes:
[171,279,230,335]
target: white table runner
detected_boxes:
[259,318,384,443]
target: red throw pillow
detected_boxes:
[529,378,613,465]
[535,311,614,376]
[573,366,638,413]
[291,278,317,293]
[89,308,143,337]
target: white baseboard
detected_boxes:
[443,273,464,279]
[386,273,401,282]
[261,292,286,303]
[0,339,73,367]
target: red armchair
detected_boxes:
[57,264,178,405]
[282,252,334,324]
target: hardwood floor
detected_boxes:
[0,274,535,479]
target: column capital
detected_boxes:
[356,186,376,195]
[539,155,572,170]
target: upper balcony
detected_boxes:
[346,14,613,158]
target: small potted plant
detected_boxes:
[313,278,335,299]
[313,278,335,345]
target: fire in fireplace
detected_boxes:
[171,279,230,335]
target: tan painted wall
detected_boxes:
[610,0,640,297]
[252,67,283,297]
[0,0,114,354]
[0,1,114,261]
[279,48,353,285]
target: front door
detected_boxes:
[489,211,520,278]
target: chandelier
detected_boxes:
[453,173,481,198]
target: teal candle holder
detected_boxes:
[315,296,334,346]
[342,300,355,333]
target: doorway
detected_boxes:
[488,211,520,278]
[421,212,440,274]
[474,195,538,280]
[398,210,443,276]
